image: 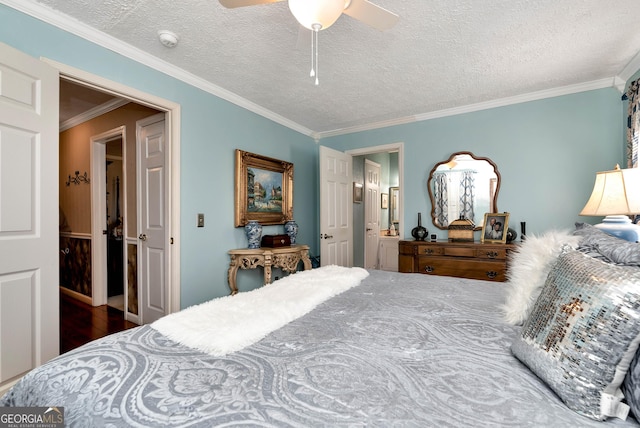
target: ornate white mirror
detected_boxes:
[427,152,500,231]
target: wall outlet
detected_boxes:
[197,213,204,227]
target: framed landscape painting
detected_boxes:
[234,150,294,227]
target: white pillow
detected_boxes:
[501,229,580,325]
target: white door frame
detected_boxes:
[90,127,126,308]
[46,58,182,316]
[346,142,404,241]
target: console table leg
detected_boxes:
[227,265,239,295]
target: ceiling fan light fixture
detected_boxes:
[288,0,345,30]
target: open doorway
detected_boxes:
[105,136,124,310]
[346,144,403,270]
[56,66,180,351]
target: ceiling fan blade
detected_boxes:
[343,0,399,31]
[219,0,284,8]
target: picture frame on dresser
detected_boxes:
[234,149,294,227]
[481,212,509,244]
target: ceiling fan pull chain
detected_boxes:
[310,27,315,78]
[314,27,320,85]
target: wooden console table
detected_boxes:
[227,245,312,295]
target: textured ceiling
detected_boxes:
[14,0,640,137]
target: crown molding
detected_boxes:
[317,78,617,139]
[3,1,635,142]
[2,0,315,137]
[617,49,640,90]
[59,98,130,132]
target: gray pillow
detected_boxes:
[623,350,640,421]
[574,222,640,266]
[511,247,640,421]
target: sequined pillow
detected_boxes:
[511,248,640,421]
[574,222,640,266]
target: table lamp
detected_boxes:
[580,164,640,242]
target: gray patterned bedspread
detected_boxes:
[2,270,638,427]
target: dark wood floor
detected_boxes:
[60,293,138,354]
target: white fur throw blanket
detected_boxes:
[151,265,369,356]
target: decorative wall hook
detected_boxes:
[66,171,90,186]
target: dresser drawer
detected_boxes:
[416,245,444,256]
[417,257,506,281]
[475,247,508,260]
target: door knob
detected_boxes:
[139,234,147,241]
[323,233,333,239]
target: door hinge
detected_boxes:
[170,237,174,244]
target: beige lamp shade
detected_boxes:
[580,165,640,216]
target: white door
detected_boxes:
[319,146,352,267]
[137,113,168,324]
[364,160,380,269]
[0,42,59,393]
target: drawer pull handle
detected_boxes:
[486,251,498,259]
[486,271,498,279]
[424,266,434,273]
[424,249,434,255]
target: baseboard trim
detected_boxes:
[59,286,93,306]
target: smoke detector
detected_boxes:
[158,30,179,48]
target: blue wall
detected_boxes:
[0,4,634,308]
[0,5,319,306]
[322,89,625,240]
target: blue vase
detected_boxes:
[284,220,299,244]
[245,221,262,249]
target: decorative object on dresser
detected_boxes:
[579,164,640,242]
[411,212,428,240]
[427,151,500,231]
[505,227,518,243]
[481,212,509,244]
[235,149,294,227]
[447,216,474,242]
[398,240,517,281]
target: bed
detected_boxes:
[3,228,640,427]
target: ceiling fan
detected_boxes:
[219,0,399,31]
[219,0,399,84]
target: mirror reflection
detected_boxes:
[389,186,399,226]
[427,152,500,230]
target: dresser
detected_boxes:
[398,240,517,281]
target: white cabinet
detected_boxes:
[378,236,400,272]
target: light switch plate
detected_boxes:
[197,213,204,227]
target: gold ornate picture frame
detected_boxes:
[235,150,293,227]
[481,212,509,244]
